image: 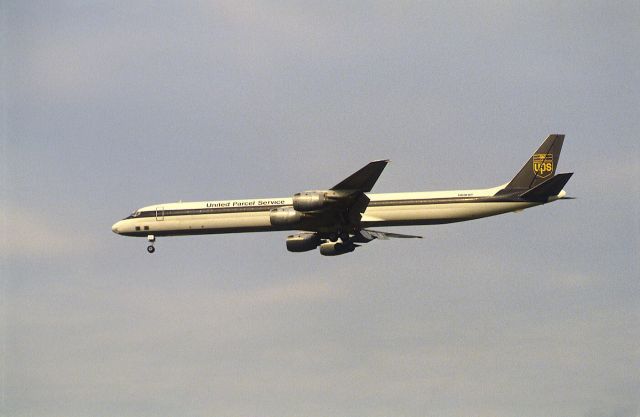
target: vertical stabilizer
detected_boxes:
[504,134,565,190]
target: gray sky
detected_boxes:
[2,1,639,417]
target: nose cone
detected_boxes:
[112,221,121,234]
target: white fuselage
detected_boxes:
[111,184,556,237]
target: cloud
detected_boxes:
[0,206,98,260]
[6,267,639,417]
[4,277,348,416]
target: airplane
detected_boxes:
[112,134,573,256]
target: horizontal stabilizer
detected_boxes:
[520,173,573,201]
[332,160,389,192]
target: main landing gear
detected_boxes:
[329,229,351,242]
[328,230,351,243]
[147,235,156,254]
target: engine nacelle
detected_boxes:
[286,233,321,252]
[269,207,302,226]
[292,190,341,212]
[319,241,356,256]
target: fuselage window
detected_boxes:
[144,226,149,230]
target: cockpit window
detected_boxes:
[125,211,142,219]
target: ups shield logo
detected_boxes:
[533,153,553,178]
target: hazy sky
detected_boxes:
[2,2,639,417]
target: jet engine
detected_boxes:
[269,207,302,226]
[286,233,321,252]
[319,240,356,256]
[292,190,342,212]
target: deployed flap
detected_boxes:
[520,173,573,202]
[356,229,423,242]
[331,160,389,192]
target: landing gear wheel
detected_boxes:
[146,234,156,253]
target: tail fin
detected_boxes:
[504,134,565,191]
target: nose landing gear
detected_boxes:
[147,235,156,254]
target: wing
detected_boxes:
[355,229,423,241]
[305,160,389,234]
[331,159,389,192]
[313,228,422,256]
[288,160,425,255]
